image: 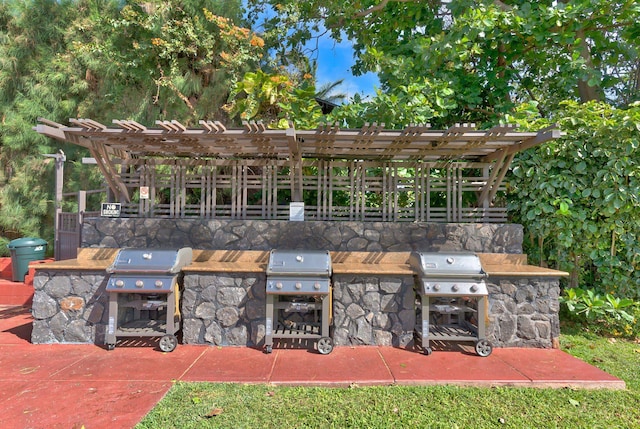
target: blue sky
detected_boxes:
[245,4,378,100]
[313,36,379,100]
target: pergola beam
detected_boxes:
[33,118,562,213]
[481,127,562,162]
[89,141,131,203]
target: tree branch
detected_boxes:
[354,0,415,18]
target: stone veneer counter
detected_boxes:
[30,248,118,345]
[31,248,568,349]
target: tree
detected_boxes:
[248,0,640,124]
[224,69,324,129]
[70,0,261,125]
[0,0,266,249]
[0,0,86,246]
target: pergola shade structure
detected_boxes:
[35,118,561,223]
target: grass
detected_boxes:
[137,327,640,429]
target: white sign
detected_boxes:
[140,186,149,199]
[289,202,304,221]
[101,203,121,217]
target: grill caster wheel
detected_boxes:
[107,343,115,351]
[475,339,492,357]
[317,337,334,355]
[423,346,433,356]
[265,345,273,354]
[159,334,178,352]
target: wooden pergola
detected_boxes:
[35,118,561,223]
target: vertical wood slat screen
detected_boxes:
[117,159,506,222]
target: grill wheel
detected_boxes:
[159,334,178,352]
[317,337,334,355]
[475,339,493,357]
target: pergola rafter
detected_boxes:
[34,118,561,223]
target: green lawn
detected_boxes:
[137,330,640,429]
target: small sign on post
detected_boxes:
[101,203,121,218]
[289,202,304,221]
[140,186,149,199]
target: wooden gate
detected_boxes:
[54,190,101,260]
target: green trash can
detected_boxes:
[7,237,48,282]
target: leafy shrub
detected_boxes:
[506,101,640,300]
[559,287,639,339]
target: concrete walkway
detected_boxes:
[0,305,625,428]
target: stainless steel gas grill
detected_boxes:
[105,247,193,352]
[264,249,333,354]
[409,252,492,357]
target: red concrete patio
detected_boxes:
[0,304,626,429]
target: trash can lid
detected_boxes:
[7,237,48,249]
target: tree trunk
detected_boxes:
[576,29,603,102]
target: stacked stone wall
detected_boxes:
[332,275,415,347]
[31,271,109,344]
[31,269,562,349]
[487,276,561,348]
[181,273,266,347]
[82,219,523,254]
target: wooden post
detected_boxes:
[44,151,65,260]
[77,190,86,250]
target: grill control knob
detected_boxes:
[276,282,283,289]
[432,283,441,291]
[135,280,144,288]
[155,280,164,288]
[296,255,303,262]
[295,282,303,290]
[470,284,478,292]
[313,282,321,290]
[446,257,455,264]
[115,280,125,288]
[451,284,460,292]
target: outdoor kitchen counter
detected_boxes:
[34,249,568,278]
[184,251,414,275]
[329,252,569,277]
[33,247,119,271]
[477,253,569,277]
[183,249,269,273]
[330,251,413,275]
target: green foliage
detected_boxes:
[560,288,639,339]
[70,0,260,125]
[225,70,324,128]
[0,0,83,241]
[0,0,263,243]
[560,287,635,323]
[327,78,456,129]
[507,101,640,299]
[249,0,640,125]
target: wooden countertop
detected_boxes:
[34,248,119,271]
[35,249,569,278]
[331,251,413,275]
[184,250,269,273]
[478,253,570,277]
